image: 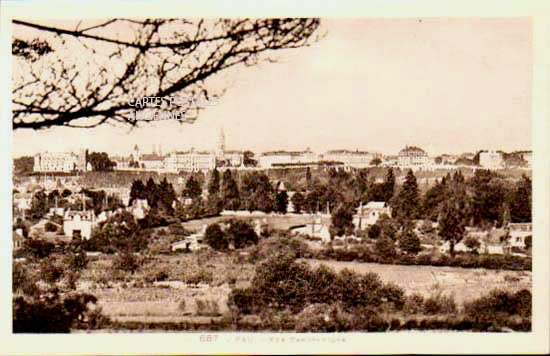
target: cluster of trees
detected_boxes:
[229,254,404,315]
[82,210,149,253]
[26,188,122,220]
[178,169,289,218]
[13,241,106,332]
[129,177,177,211]
[203,220,259,251]
[324,168,531,256]
[86,151,116,172]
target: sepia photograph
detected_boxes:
[2,0,550,354]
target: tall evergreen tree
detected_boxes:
[391,169,420,225]
[129,179,146,205]
[422,178,447,221]
[290,191,305,213]
[183,175,202,200]
[330,203,355,238]
[221,170,240,210]
[208,168,221,195]
[30,190,48,219]
[438,197,467,257]
[509,175,532,223]
[383,168,395,203]
[275,190,289,214]
[470,169,507,227]
[145,177,160,208]
[158,177,176,210]
[240,172,275,212]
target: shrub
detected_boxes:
[295,303,343,332]
[367,224,381,239]
[228,288,257,315]
[404,293,425,314]
[399,229,421,255]
[227,220,258,249]
[22,239,55,259]
[231,255,396,316]
[63,251,89,272]
[13,263,39,297]
[464,235,481,253]
[204,223,228,251]
[464,289,531,320]
[112,251,140,274]
[195,298,220,316]
[375,236,396,259]
[379,282,405,310]
[39,261,64,284]
[424,293,457,314]
[45,222,58,232]
[185,268,213,285]
[13,292,101,333]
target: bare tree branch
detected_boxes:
[12,18,321,130]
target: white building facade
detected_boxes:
[33,151,86,173]
[479,150,504,169]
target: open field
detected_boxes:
[302,259,532,304]
[95,285,231,322]
[84,252,531,324]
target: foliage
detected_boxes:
[464,235,481,253]
[470,170,508,227]
[195,299,220,316]
[438,197,468,257]
[13,292,102,333]
[391,169,420,224]
[207,168,220,195]
[221,170,241,210]
[87,151,115,171]
[63,250,89,271]
[112,251,142,274]
[423,292,457,314]
[240,171,275,212]
[30,190,48,219]
[13,19,320,130]
[230,255,405,316]
[13,156,34,176]
[204,223,228,251]
[22,239,55,259]
[44,221,58,232]
[330,203,355,237]
[509,175,532,223]
[399,228,421,255]
[463,289,531,324]
[183,175,203,200]
[85,211,147,253]
[367,224,381,239]
[275,190,289,214]
[375,236,396,259]
[185,268,214,285]
[243,150,258,167]
[422,177,448,221]
[290,191,305,213]
[226,219,258,249]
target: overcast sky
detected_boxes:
[13,17,532,157]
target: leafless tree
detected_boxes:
[12,18,321,130]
